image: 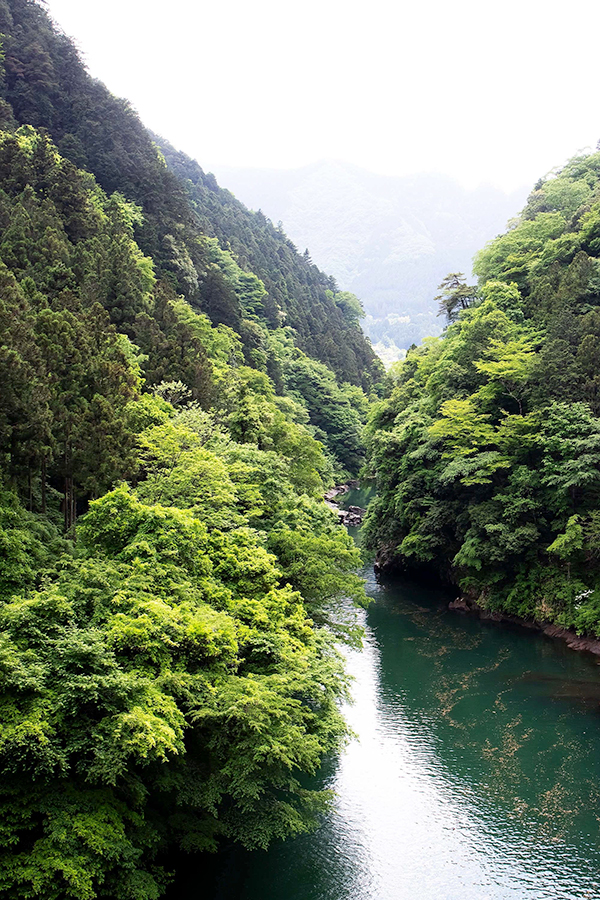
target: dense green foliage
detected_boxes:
[366,150,600,635]
[0,121,370,893]
[0,0,382,393]
[0,2,376,895]
[0,484,355,898]
[154,138,381,393]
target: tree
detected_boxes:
[0,487,350,897]
[474,333,539,415]
[326,290,365,326]
[435,272,479,322]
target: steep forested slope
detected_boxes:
[0,0,382,392]
[366,150,600,635]
[153,138,380,390]
[0,117,371,900]
[0,0,386,476]
[0,2,378,896]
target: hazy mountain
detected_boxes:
[213,161,529,359]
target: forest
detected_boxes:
[365,151,600,634]
[5,0,600,897]
[0,0,384,896]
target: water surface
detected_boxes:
[170,536,600,898]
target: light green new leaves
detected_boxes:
[135,421,241,529]
[547,514,584,560]
[474,333,540,413]
[429,398,497,457]
[0,482,352,896]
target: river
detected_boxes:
[169,492,600,899]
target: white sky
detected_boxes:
[43,0,600,193]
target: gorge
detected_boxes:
[2,1,600,898]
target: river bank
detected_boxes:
[324,481,368,526]
[374,542,600,661]
[449,594,600,658]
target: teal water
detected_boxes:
[170,510,600,899]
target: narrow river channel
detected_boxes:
[170,497,600,899]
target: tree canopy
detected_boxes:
[0,3,377,895]
[366,149,600,635]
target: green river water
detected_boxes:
[169,491,600,899]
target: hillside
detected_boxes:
[0,0,382,393]
[366,148,600,636]
[0,1,380,896]
[214,160,527,358]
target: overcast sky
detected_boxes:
[43,0,600,193]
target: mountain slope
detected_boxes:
[0,0,382,389]
[153,137,381,391]
[0,4,377,895]
[215,160,527,356]
[366,148,600,636]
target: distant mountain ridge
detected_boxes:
[213,160,529,358]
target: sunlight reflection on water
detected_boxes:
[171,565,600,900]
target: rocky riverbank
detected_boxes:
[373,546,600,659]
[449,595,600,658]
[324,482,367,527]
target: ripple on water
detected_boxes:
[169,572,600,900]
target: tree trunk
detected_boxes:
[64,473,69,532]
[64,474,77,533]
[9,428,18,486]
[41,456,47,515]
[64,440,76,533]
